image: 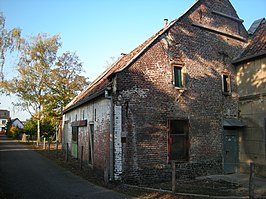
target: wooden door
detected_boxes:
[224,134,238,174]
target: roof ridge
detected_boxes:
[63,0,208,113]
[248,18,265,35]
[233,18,266,64]
[116,0,203,73]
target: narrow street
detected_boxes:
[0,135,132,199]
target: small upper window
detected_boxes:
[222,74,231,94]
[173,66,183,88]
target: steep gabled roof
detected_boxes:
[233,18,266,64]
[63,28,168,113]
[63,0,245,113]
[248,18,265,35]
[63,1,203,114]
[11,118,23,124]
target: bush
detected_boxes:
[23,120,37,136]
[7,126,22,139]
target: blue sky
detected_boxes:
[0,0,265,120]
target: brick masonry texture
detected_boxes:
[113,0,248,183]
[62,97,111,175]
[61,0,251,184]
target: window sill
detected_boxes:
[168,160,189,164]
[174,86,187,91]
[222,92,231,96]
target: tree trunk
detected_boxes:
[37,105,41,145]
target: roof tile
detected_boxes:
[234,18,266,63]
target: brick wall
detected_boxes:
[62,96,111,176]
[114,0,247,183]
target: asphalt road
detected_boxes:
[0,135,132,199]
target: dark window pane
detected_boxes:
[169,120,189,161]
[223,75,228,92]
[170,135,187,160]
[174,67,182,87]
[72,126,78,142]
[222,74,230,93]
[170,120,187,134]
[88,124,94,164]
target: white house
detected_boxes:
[11,118,24,129]
[0,109,10,134]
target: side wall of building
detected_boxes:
[62,96,111,175]
[114,0,247,184]
[0,110,10,133]
[236,57,266,176]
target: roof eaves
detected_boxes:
[86,55,124,90]
[63,87,108,114]
[63,0,202,113]
[232,51,266,65]
[64,56,125,111]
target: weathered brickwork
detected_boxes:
[62,0,250,184]
[62,96,111,175]
[113,0,248,183]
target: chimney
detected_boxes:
[164,19,168,27]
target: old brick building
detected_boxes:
[62,0,249,183]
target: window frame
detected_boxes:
[222,73,231,95]
[168,119,189,163]
[88,123,94,166]
[172,64,185,89]
[71,126,78,142]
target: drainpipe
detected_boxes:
[105,87,114,181]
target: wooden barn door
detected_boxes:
[71,126,78,159]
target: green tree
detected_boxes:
[5,118,11,135]
[1,33,61,144]
[24,118,55,140]
[44,51,89,140]
[1,33,89,143]
[8,126,22,139]
[23,119,37,137]
[0,13,21,80]
[45,51,89,117]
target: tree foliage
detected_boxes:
[7,126,22,139]
[15,33,61,113]
[23,118,55,138]
[0,13,22,80]
[23,119,37,136]
[1,30,89,142]
[6,119,24,139]
[45,51,88,120]
[1,33,61,142]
